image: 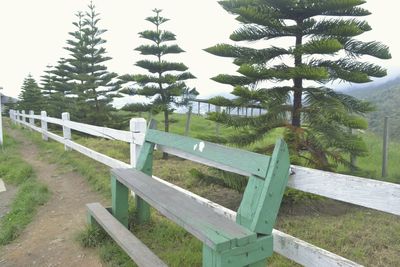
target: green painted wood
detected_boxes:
[134,141,155,224]
[249,139,290,235]
[145,129,271,177]
[87,203,167,267]
[112,168,257,252]
[202,235,272,267]
[236,175,265,231]
[111,175,129,227]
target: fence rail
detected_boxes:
[9,109,400,267]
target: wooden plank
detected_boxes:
[239,139,290,235]
[146,129,270,178]
[290,165,400,216]
[150,175,362,267]
[273,231,362,267]
[64,120,133,143]
[87,203,167,267]
[22,123,130,170]
[66,140,130,169]
[43,116,63,125]
[18,119,42,132]
[112,168,257,252]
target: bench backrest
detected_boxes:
[137,129,290,236]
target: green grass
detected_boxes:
[12,116,400,266]
[0,131,50,245]
[343,132,400,183]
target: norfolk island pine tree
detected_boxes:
[64,2,120,126]
[18,74,44,114]
[120,8,196,158]
[205,0,391,170]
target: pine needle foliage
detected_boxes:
[18,74,44,113]
[48,58,73,118]
[64,1,120,126]
[206,0,391,170]
[120,9,196,134]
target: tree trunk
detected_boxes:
[292,89,302,127]
[292,26,303,128]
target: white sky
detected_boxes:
[0,0,399,101]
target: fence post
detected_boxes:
[215,106,221,137]
[41,111,48,141]
[62,112,71,151]
[184,106,192,136]
[198,101,200,116]
[348,128,357,173]
[21,110,26,127]
[130,118,147,168]
[382,116,389,178]
[16,110,19,125]
[29,110,34,131]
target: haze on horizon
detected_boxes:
[0,0,399,103]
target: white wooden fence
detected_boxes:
[8,109,400,267]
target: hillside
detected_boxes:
[345,76,400,140]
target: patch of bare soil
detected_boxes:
[0,127,106,267]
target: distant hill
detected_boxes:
[345,76,400,140]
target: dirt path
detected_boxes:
[0,127,105,267]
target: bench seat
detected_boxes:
[87,202,167,267]
[112,168,259,252]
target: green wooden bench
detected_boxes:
[86,128,290,267]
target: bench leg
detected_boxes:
[136,195,150,224]
[111,175,129,227]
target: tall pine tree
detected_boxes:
[206,0,391,170]
[18,74,44,113]
[82,1,119,125]
[64,2,119,125]
[64,11,89,121]
[121,9,196,134]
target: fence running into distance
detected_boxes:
[8,109,400,267]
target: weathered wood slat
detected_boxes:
[290,166,400,216]
[147,129,271,178]
[87,203,167,267]
[112,168,257,252]
[43,116,63,125]
[41,129,130,169]
[63,120,133,143]
[66,140,130,169]
[18,119,42,132]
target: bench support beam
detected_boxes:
[202,235,273,267]
[112,175,129,227]
[135,141,155,224]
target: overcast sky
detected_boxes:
[0,0,399,102]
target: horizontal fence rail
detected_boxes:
[9,109,400,267]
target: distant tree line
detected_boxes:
[17,0,391,169]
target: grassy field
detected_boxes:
[0,130,50,245]
[11,116,400,266]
